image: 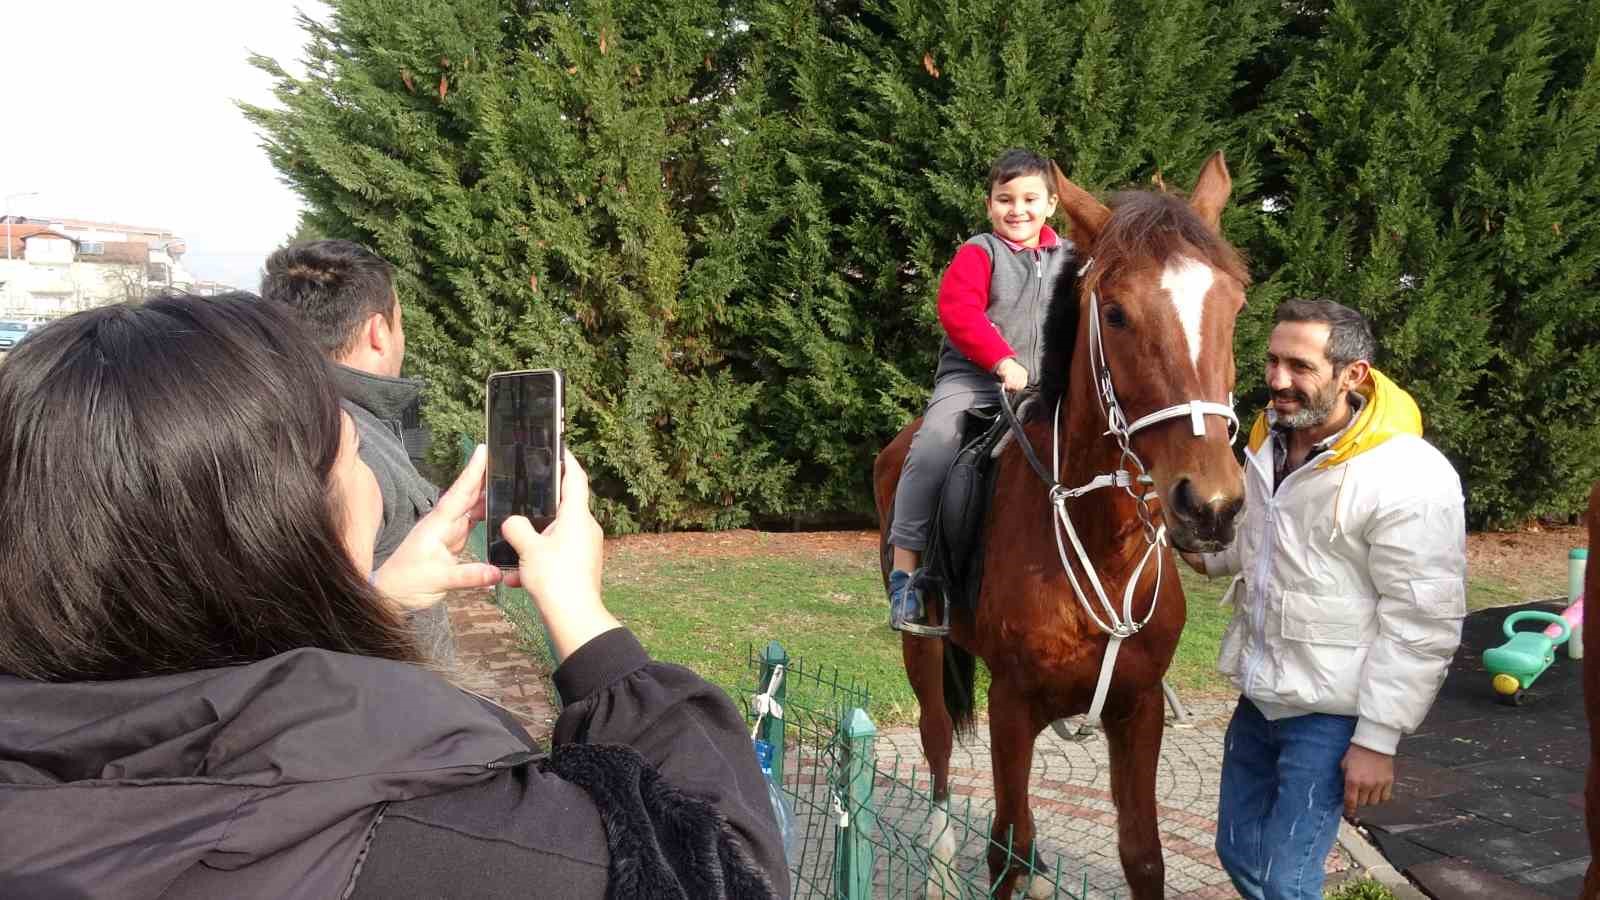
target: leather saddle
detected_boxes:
[920,395,1031,615]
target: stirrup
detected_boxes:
[895,620,950,638]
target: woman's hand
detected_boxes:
[995,357,1029,393]
[372,445,504,610]
[501,450,620,661]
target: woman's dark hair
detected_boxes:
[987,148,1054,192]
[260,239,397,359]
[0,291,422,681]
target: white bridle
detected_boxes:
[1038,256,1239,735]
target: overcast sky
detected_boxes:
[2,1,329,288]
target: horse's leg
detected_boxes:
[1103,685,1167,899]
[985,680,1050,899]
[902,619,957,899]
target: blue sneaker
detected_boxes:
[888,569,924,630]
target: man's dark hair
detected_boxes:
[260,239,396,358]
[1274,298,1378,371]
[988,148,1055,193]
[0,291,422,681]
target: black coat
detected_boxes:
[0,629,788,899]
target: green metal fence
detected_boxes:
[745,641,1092,900]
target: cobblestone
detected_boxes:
[441,587,557,741]
[873,699,1353,897]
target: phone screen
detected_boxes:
[486,369,563,568]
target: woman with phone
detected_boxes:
[0,292,787,899]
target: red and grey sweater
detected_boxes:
[934,225,1074,386]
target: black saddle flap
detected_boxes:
[924,404,1010,614]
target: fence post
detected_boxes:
[835,706,877,899]
[758,640,789,784]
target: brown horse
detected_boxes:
[875,154,1249,898]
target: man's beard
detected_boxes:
[1274,382,1340,430]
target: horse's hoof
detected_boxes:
[1025,872,1056,900]
[1049,717,1100,742]
[925,803,959,899]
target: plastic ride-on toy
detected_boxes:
[1482,608,1576,705]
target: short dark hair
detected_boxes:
[1273,298,1377,370]
[988,149,1055,193]
[0,291,421,681]
[260,239,397,358]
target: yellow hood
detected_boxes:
[1245,367,1422,467]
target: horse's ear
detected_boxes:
[1050,160,1110,243]
[1190,151,1232,232]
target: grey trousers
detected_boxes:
[888,376,1001,553]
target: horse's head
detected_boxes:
[1049,153,1247,553]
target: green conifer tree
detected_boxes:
[1253,0,1600,525]
[245,0,792,531]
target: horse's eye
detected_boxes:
[1104,305,1128,328]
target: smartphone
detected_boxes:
[485,368,564,569]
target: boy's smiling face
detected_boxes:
[986,174,1058,247]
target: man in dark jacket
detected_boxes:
[262,240,455,666]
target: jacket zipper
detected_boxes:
[1239,446,1332,696]
[1031,250,1044,374]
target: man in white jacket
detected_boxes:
[1181,298,1466,900]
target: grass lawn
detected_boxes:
[581,536,1547,728]
[597,545,1234,727]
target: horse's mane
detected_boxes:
[1033,190,1250,416]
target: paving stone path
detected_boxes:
[443,588,557,735]
[867,701,1351,898]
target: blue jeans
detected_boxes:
[1215,698,1356,900]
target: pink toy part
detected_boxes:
[1544,593,1583,639]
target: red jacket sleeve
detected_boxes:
[937,243,1015,372]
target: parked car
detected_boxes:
[0,321,30,352]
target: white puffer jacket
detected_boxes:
[1202,373,1466,755]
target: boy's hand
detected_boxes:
[995,358,1029,393]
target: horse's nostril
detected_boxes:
[1171,478,1203,519]
[1170,480,1243,543]
[1217,496,1244,526]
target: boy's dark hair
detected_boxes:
[0,291,422,681]
[1274,298,1378,370]
[260,239,397,358]
[987,149,1055,192]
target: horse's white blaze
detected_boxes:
[926,804,957,900]
[1161,256,1214,370]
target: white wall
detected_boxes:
[23,236,74,264]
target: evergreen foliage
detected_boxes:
[1249,0,1600,525]
[246,0,1600,530]
[246,0,791,531]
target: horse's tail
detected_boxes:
[943,641,977,739]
